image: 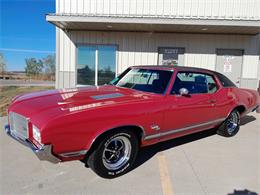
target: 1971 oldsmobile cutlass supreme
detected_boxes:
[5,66,260,178]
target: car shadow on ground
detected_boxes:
[240,115,256,126]
[132,114,256,171]
[227,189,258,195]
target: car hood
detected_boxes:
[9,85,154,123]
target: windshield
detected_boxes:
[111,68,173,94]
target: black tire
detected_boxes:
[217,109,240,137]
[87,129,139,179]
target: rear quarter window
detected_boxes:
[215,72,236,87]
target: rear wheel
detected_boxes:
[217,109,240,137]
[87,129,138,179]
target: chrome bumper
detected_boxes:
[4,124,61,164]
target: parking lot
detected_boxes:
[0,113,259,195]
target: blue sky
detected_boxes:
[0,0,55,71]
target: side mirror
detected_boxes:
[179,88,190,97]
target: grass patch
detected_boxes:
[0,86,54,117]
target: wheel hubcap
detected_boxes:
[227,112,239,135]
[102,136,131,171]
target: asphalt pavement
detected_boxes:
[0,79,55,87]
[0,113,259,195]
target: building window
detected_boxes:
[77,46,96,85]
[77,45,117,86]
[158,47,185,66]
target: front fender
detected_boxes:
[42,108,150,156]
[86,122,146,150]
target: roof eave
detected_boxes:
[46,14,260,35]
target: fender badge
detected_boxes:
[151,124,160,131]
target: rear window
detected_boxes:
[215,72,236,87]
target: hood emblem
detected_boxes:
[91,93,124,100]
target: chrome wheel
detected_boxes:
[102,136,132,171]
[227,112,239,135]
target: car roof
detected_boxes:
[131,65,216,75]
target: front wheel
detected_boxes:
[217,109,240,137]
[87,129,138,179]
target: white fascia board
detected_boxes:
[46,15,260,28]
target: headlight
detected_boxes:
[32,125,41,144]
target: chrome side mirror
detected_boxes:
[179,88,190,97]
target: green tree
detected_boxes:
[43,54,55,74]
[25,58,43,76]
[0,53,6,74]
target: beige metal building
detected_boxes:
[46,0,260,89]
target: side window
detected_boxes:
[215,72,236,87]
[206,75,218,93]
[171,72,218,95]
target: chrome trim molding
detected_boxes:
[4,124,61,164]
[59,150,88,158]
[144,118,225,140]
[91,93,124,100]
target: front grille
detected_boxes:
[9,112,28,139]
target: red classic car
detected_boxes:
[5,66,260,178]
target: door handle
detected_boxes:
[208,99,216,103]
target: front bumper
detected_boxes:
[4,124,61,164]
